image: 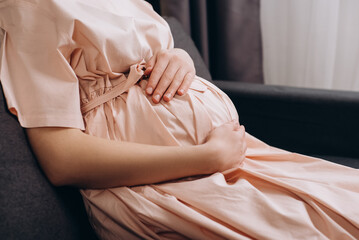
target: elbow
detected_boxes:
[26,127,84,187]
[45,168,69,187]
[31,147,74,187]
[47,174,65,187]
[41,159,72,187]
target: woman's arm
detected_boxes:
[26,122,246,189]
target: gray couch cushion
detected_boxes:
[312,155,359,169]
[0,84,98,239]
[215,80,359,168]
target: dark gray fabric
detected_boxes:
[147,0,264,84]
[207,1,263,83]
[165,17,212,81]
[215,80,359,164]
[160,0,209,67]
[0,85,98,240]
[313,155,359,169]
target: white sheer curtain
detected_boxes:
[261,0,359,91]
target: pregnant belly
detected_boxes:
[83,76,238,146]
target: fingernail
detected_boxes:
[164,93,171,101]
[146,87,153,95]
[153,94,160,103]
[178,89,184,95]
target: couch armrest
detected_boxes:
[214,81,359,159]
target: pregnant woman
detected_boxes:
[1,0,358,239]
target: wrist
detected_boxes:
[196,143,220,174]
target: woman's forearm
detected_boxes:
[26,127,217,188]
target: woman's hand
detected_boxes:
[144,48,196,103]
[204,121,247,172]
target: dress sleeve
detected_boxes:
[0,3,84,130]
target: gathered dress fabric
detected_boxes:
[0,0,359,239]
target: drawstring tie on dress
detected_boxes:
[80,60,146,114]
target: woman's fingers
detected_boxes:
[163,69,186,102]
[146,53,169,95]
[177,71,194,96]
[145,48,196,103]
[151,61,179,103]
[144,54,156,77]
[204,122,247,172]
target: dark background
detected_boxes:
[146,0,263,83]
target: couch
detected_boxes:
[1,17,358,240]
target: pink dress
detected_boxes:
[1,1,358,239]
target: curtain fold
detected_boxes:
[159,0,209,66]
[147,0,263,83]
[261,0,359,91]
